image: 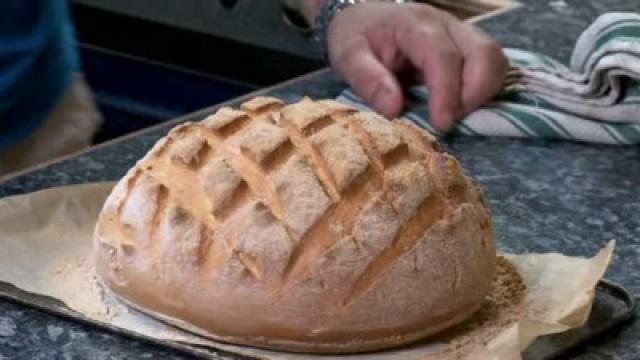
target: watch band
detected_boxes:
[312,0,412,62]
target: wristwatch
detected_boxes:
[312,0,412,61]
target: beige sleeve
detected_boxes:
[0,74,102,178]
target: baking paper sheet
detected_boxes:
[0,183,614,359]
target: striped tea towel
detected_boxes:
[337,12,640,145]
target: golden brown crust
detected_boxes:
[94,97,496,353]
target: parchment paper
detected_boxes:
[0,183,614,360]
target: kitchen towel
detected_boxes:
[338,12,640,145]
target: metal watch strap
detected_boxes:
[311,0,412,62]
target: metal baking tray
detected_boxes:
[0,279,634,359]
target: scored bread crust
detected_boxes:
[94,97,496,353]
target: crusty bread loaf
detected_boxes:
[94,97,496,353]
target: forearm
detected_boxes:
[288,0,325,24]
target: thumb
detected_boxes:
[331,38,404,119]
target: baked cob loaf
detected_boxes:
[94,97,496,353]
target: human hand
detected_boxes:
[324,2,509,131]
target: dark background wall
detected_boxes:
[69,0,325,143]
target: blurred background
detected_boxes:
[71,0,503,144]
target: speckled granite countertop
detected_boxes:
[2,0,640,359]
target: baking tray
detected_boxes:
[0,279,634,359]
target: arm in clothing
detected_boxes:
[0,1,79,150]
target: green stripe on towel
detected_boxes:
[336,12,640,145]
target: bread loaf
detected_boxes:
[94,97,496,353]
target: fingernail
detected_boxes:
[373,81,397,118]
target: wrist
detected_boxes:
[311,0,412,62]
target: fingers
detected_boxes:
[326,2,507,131]
[394,23,463,132]
[330,36,404,119]
[446,22,509,115]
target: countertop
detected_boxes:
[2,0,640,359]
